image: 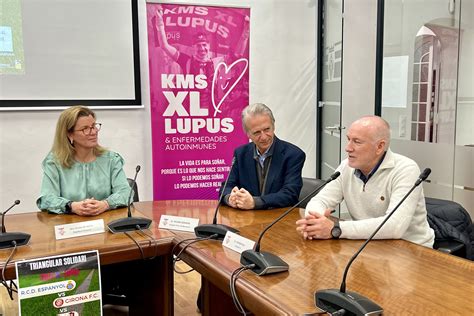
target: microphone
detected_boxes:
[127,165,141,218]
[194,157,239,240]
[0,200,31,249]
[107,165,152,233]
[315,168,432,315]
[415,167,431,186]
[240,171,341,275]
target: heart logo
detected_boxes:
[211,58,248,117]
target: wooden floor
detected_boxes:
[173,261,201,316]
[0,261,201,315]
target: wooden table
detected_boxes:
[136,201,474,315]
[3,201,473,315]
[0,206,176,315]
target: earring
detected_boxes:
[69,138,74,145]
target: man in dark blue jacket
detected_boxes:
[223,103,305,209]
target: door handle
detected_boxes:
[324,125,345,136]
[324,125,341,131]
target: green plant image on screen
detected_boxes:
[16,251,102,315]
[0,0,25,74]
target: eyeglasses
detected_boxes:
[74,123,102,135]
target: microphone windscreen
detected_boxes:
[136,165,141,172]
[14,200,20,205]
[419,168,431,181]
[330,171,341,181]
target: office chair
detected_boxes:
[425,197,473,260]
[298,177,326,208]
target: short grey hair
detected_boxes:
[241,103,275,133]
[354,115,391,149]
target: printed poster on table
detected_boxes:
[15,250,101,316]
[146,3,250,200]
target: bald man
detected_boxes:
[296,116,434,247]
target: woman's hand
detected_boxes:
[71,198,109,216]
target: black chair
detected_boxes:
[127,178,139,202]
[298,177,326,208]
[425,197,473,260]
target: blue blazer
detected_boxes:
[223,137,305,209]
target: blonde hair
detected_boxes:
[52,106,105,168]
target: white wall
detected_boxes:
[0,0,317,213]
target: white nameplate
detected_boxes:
[54,219,105,240]
[222,231,255,254]
[158,215,199,232]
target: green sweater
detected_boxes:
[37,151,130,214]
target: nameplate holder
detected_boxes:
[158,215,199,232]
[222,231,255,254]
[54,219,105,240]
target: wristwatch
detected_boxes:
[331,218,342,239]
[65,201,73,214]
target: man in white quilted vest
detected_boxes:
[296,115,435,247]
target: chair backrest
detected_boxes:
[298,177,326,209]
[127,178,139,202]
[425,197,473,260]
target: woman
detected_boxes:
[37,106,130,216]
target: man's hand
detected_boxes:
[154,6,164,28]
[296,209,334,240]
[233,188,255,210]
[228,186,240,208]
[228,187,255,210]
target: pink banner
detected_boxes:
[146,3,250,200]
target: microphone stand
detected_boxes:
[240,171,341,275]
[108,165,152,233]
[0,200,31,249]
[195,157,239,240]
[315,168,432,315]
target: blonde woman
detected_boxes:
[37,106,130,216]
